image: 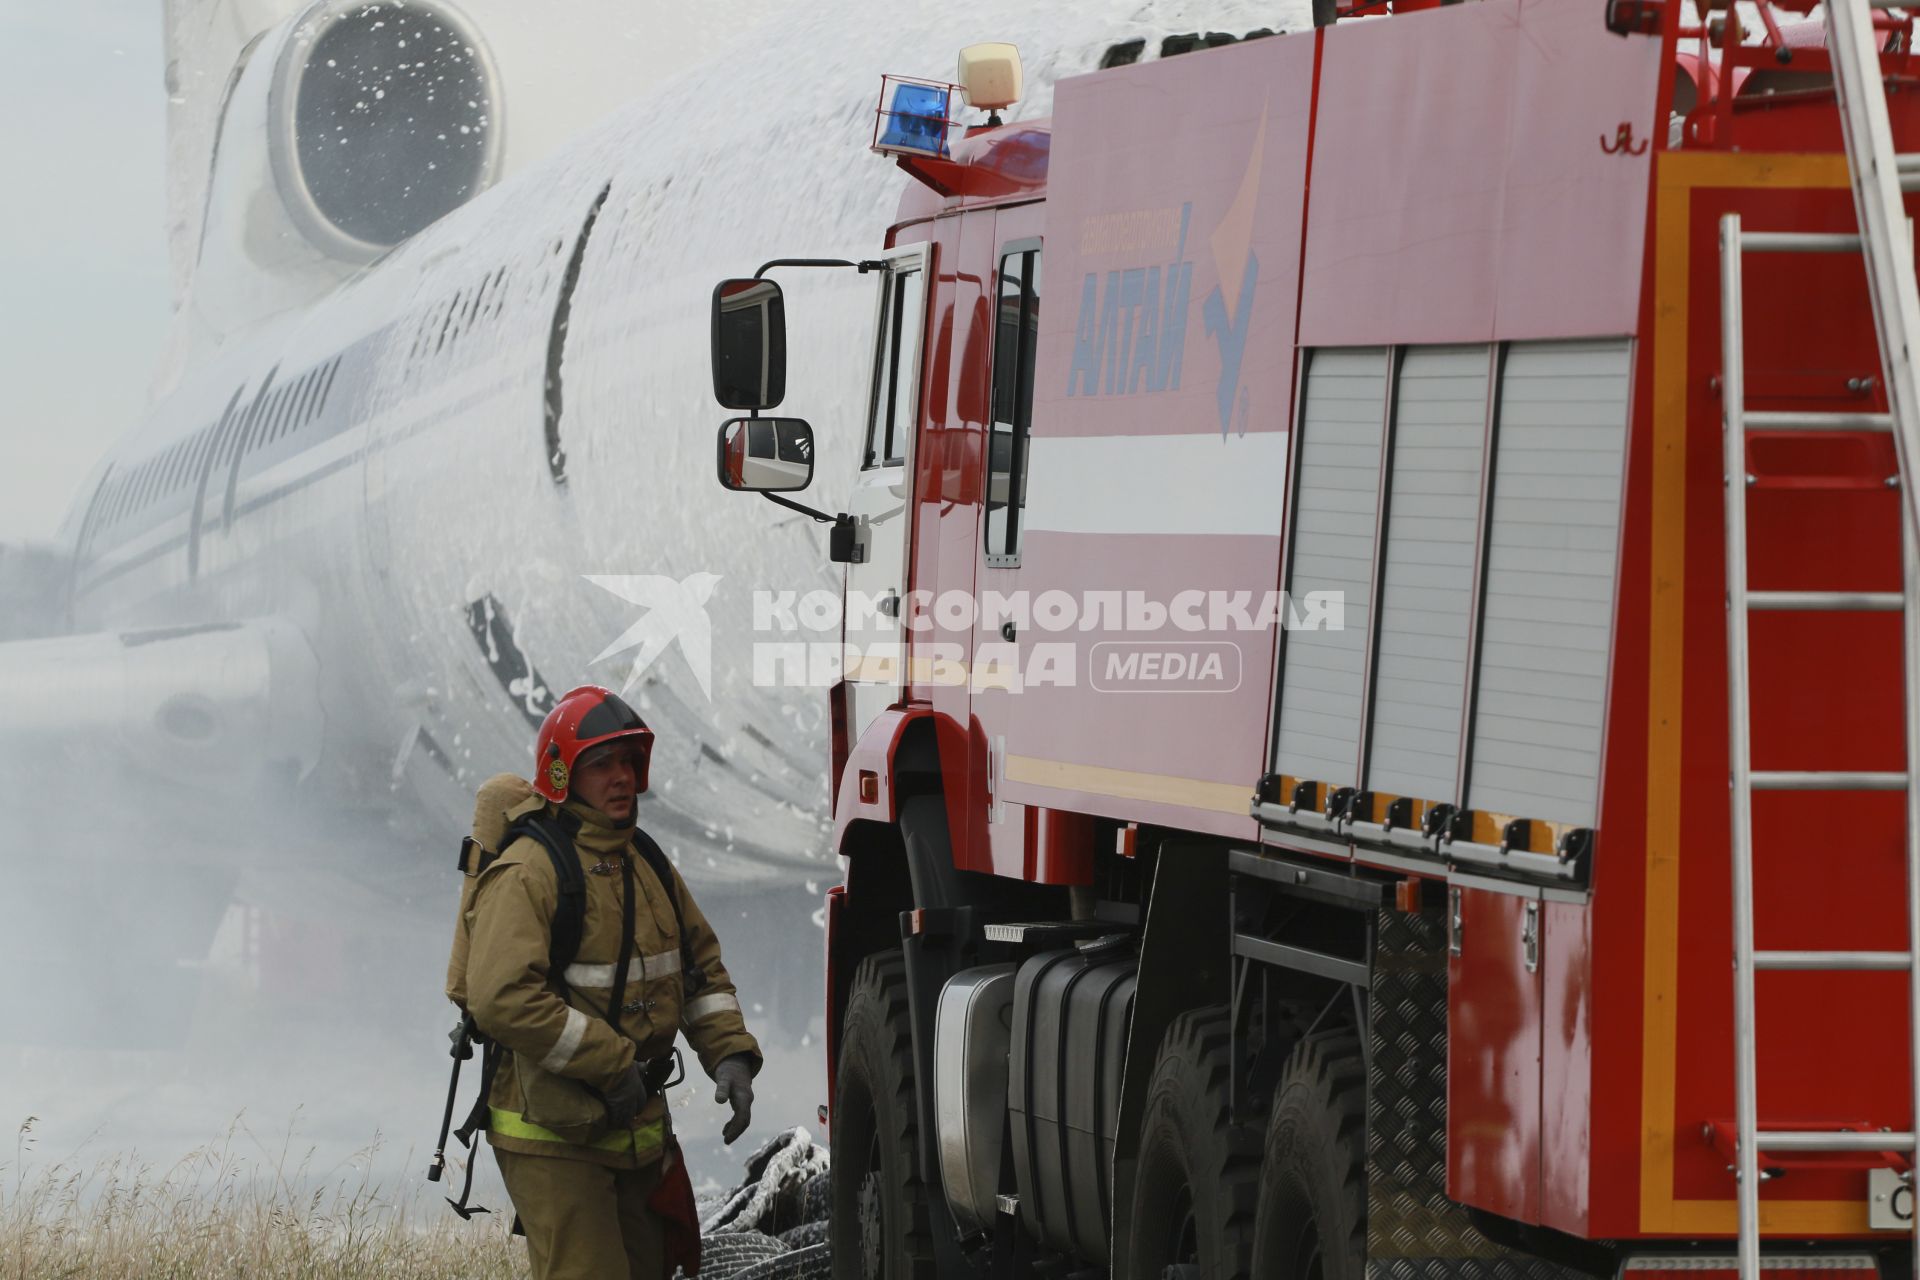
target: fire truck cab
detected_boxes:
[711,2,1920,1277]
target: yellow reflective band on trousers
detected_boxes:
[489,1108,666,1156]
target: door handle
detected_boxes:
[878,592,900,620]
[1000,621,1016,643]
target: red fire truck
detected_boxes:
[709,0,1920,1276]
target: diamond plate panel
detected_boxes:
[1367,908,1586,1280]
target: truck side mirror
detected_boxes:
[711,278,788,411]
[717,417,815,493]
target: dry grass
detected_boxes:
[1,1115,531,1279]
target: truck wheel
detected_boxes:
[1124,1007,1260,1280]
[830,951,933,1280]
[1250,1031,1366,1280]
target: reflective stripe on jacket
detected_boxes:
[489,1107,668,1158]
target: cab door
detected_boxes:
[971,207,1042,875]
[845,244,930,742]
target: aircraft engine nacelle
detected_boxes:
[190,0,504,338]
[0,618,324,795]
[262,0,504,263]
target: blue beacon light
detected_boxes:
[879,81,952,159]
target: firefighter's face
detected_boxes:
[573,743,640,821]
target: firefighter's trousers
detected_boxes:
[495,1148,667,1280]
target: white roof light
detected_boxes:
[957,43,1022,113]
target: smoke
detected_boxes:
[0,543,60,640]
[0,753,825,1200]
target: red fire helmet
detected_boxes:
[533,685,655,803]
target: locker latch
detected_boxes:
[1423,804,1470,843]
[1383,795,1415,832]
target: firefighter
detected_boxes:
[463,685,761,1280]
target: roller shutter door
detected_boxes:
[1365,345,1491,804]
[1273,347,1388,789]
[1464,339,1631,828]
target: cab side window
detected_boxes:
[985,240,1040,565]
[865,264,927,469]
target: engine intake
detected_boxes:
[268,0,503,262]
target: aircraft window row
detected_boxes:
[1269,339,1631,832]
[89,354,344,535]
[407,264,512,367]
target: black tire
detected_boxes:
[1250,1031,1366,1280]
[830,952,934,1280]
[1123,1007,1261,1280]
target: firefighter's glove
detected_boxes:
[714,1055,755,1145]
[603,1063,649,1130]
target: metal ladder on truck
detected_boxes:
[1720,0,1920,1274]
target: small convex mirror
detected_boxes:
[711,278,788,411]
[717,417,815,493]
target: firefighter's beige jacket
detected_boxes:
[463,793,761,1168]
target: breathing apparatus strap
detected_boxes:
[513,812,588,977]
[606,854,636,1035]
[630,827,705,996]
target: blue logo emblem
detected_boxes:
[1066,108,1268,441]
[1066,204,1193,399]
